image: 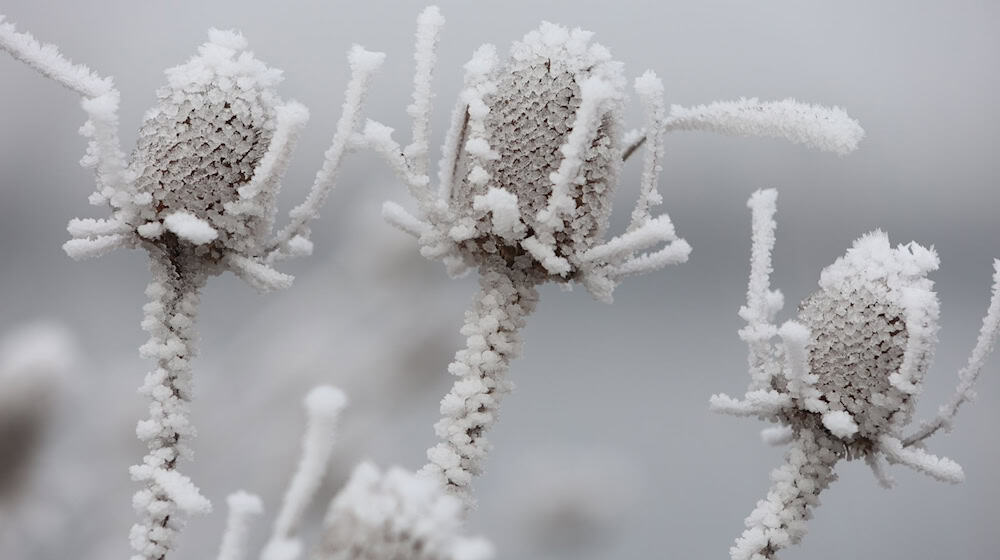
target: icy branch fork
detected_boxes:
[712,189,1000,560]
[363,6,864,507]
[1,16,383,560]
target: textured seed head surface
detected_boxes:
[131,30,283,257]
[794,231,940,439]
[452,23,625,273]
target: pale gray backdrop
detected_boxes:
[0,1,997,559]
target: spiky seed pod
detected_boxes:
[449,24,625,278]
[714,191,1000,560]
[314,462,494,560]
[793,232,939,441]
[131,30,283,260]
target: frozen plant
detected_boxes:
[711,189,1000,560]
[212,386,493,560]
[367,6,863,505]
[0,17,384,560]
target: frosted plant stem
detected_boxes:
[129,245,210,560]
[730,427,841,560]
[419,263,539,506]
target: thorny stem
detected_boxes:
[130,243,207,560]
[419,262,539,507]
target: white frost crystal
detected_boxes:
[712,189,1000,559]
[315,462,494,560]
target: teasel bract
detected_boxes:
[366,6,865,506]
[711,189,1000,560]
[0,18,384,559]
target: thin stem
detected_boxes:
[130,246,209,560]
[730,428,840,560]
[904,259,1000,446]
[419,263,539,507]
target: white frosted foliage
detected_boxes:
[713,190,1000,559]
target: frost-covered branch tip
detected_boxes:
[0,15,112,97]
[713,190,998,559]
[261,386,347,560]
[905,258,1000,445]
[404,5,446,175]
[216,492,264,560]
[269,45,385,262]
[665,98,865,155]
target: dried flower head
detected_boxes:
[711,189,1000,560]
[365,6,864,507]
[130,30,286,261]
[444,23,625,279]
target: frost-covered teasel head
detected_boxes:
[443,23,626,279]
[711,189,1000,560]
[129,30,286,261]
[0,18,384,292]
[795,232,940,440]
[373,7,863,302]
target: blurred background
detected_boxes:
[0,1,997,558]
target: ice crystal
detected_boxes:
[712,189,1000,559]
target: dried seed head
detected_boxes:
[450,23,625,275]
[131,29,283,258]
[796,231,940,438]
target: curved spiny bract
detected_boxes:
[712,189,1000,559]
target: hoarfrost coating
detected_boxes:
[369,5,863,506]
[0,15,383,560]
[712,189,1000,560]
[209,386,494,560]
